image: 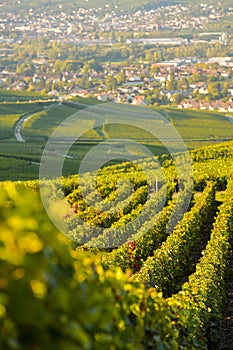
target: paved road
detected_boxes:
[14,102,60,142]
[225,115,233,124]
[14,112,35,142]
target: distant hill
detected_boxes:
[3,0,232,13]
[1,0,162,11]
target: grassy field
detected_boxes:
[1,99,233,181]
[0,89,54,102]
[160,107,233,148]
[0,102,51,139]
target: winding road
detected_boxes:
[225,115,233,125]
[14,102,61,142]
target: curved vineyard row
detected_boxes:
[1,179,233,349]
[39,159,175,247]
[132,182,216,297]
[101,199,175,272]
[3,140,233,348]
[65,184,152,247]
[193,157,233,191]
[67,184,149,230]
[191,140,233,162]
[79,185,167,248]
[0,182,179,349]
[101,187,192,272]
[167,178,233,348]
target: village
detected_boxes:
[1,55,233,113]
[0,2,232,41]
[0,1,233,112]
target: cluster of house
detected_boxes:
[1,55,233,111]
[0,1,232,44]
[95,90,148,105]
[178,98,233,113]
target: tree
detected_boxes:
[222,82,230,96]
[166,73,177,91]
[54,61,63,74]
[195,91,203,101]
[178,78,189,91]
[208,82,221,100]
[27,84,35,92]
[76,77,92,89]
[150,66,160,76]
[156,50,164,61]
[116,72,125,86]
[189,72,203,83]
[110,31,116,41]
[172,93,183,105]
[16,63,26,74]
[94,32,99,40]
[83,63,90,74]
[88,59,103,72]
[145,51,153,62]
[105,75,117,91]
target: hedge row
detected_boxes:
[132,182,216,297]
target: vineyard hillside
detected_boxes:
[1,140,233,348]
[1,99,233,181]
